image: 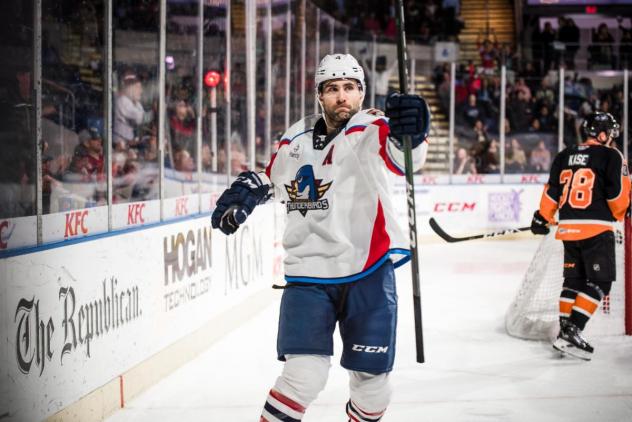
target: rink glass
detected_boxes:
[0,0,629,251]
[0,1,35,219]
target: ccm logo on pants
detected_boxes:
[352,344,389,353]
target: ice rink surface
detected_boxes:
[107,237,632,422]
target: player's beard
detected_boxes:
[323,102,361,129]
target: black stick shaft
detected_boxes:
[395,0,424,364]
[429,218,532,243]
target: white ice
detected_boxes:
[106,238,632,421]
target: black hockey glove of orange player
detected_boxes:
[530,210,550,235]
[211,171,270,235]
[385,92,430,150]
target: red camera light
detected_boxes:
[204,70,221,88]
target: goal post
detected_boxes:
[506,215,631,341]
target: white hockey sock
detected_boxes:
[261,354,330,421]
[346,371,391,421]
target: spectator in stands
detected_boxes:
[514,77,532,102]
[529,17,544,74]
[142,127,159,162]
[466,60,476,80]
[558,17,580,69]
[540,22,557,72]
[505,138,527,173]
[202,143,214,172]
[418,23,433,44]
[437,68,451,111]
[534,78,556,110]
[69,127,104,179]
[503,118,512,138]
[537,104,555,132]
[173,148,195,175]
[383,15,397,39]
[362,12,381,34]
[574,76,594,103]
[477,29,499,74]
[453,146,476,175]
[472,138,499,174]
[519,61,540,94]
[441,0,464,38]
[442,0,459,16]
[217,132,248,174]
[500,43,518,71]
[363,56,397,111]
[169,98,196,156]
[473,119,489,143]
[619,17,632,69]
[114,71,148,150]
[529,139,552,172]
[466,69,483,96]
[462,94,486,128]
[116,160,141,201]
[476,77,493,113]
[598,97,611,114]
[113,147,128,178]
[589,23,615,69]
[507,90,532,132]
[529,117,542,133]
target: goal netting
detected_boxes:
[506,217,631,341]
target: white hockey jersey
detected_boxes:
[261,111,428,283]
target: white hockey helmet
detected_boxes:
[315,54,365,95]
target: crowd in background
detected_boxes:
[315,0,463,43]
[526,16,632,73]
[434,61,628,175]
[2,0,632,220]
[430,16,632,176]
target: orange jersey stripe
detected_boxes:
[539,183,558,224]
[555,223,612,241]
[607,175,631,221]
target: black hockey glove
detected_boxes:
[530,210,550,235]
[211,171,271,235]
[385,92,430,150]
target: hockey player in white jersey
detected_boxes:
[211,53,430,421]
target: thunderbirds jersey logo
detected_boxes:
[285,165,332,216]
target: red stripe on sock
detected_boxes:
[347,413,361,422]
[269,389,306,413]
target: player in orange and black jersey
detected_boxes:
[530,112,631,360]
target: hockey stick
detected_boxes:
[395,0,425,364]
[429,217,531,243]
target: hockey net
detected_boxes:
[506,215,632,341]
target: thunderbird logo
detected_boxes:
[285,165,332,216]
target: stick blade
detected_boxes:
[428,217,458,242]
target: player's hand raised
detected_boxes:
[385,93,430,150]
